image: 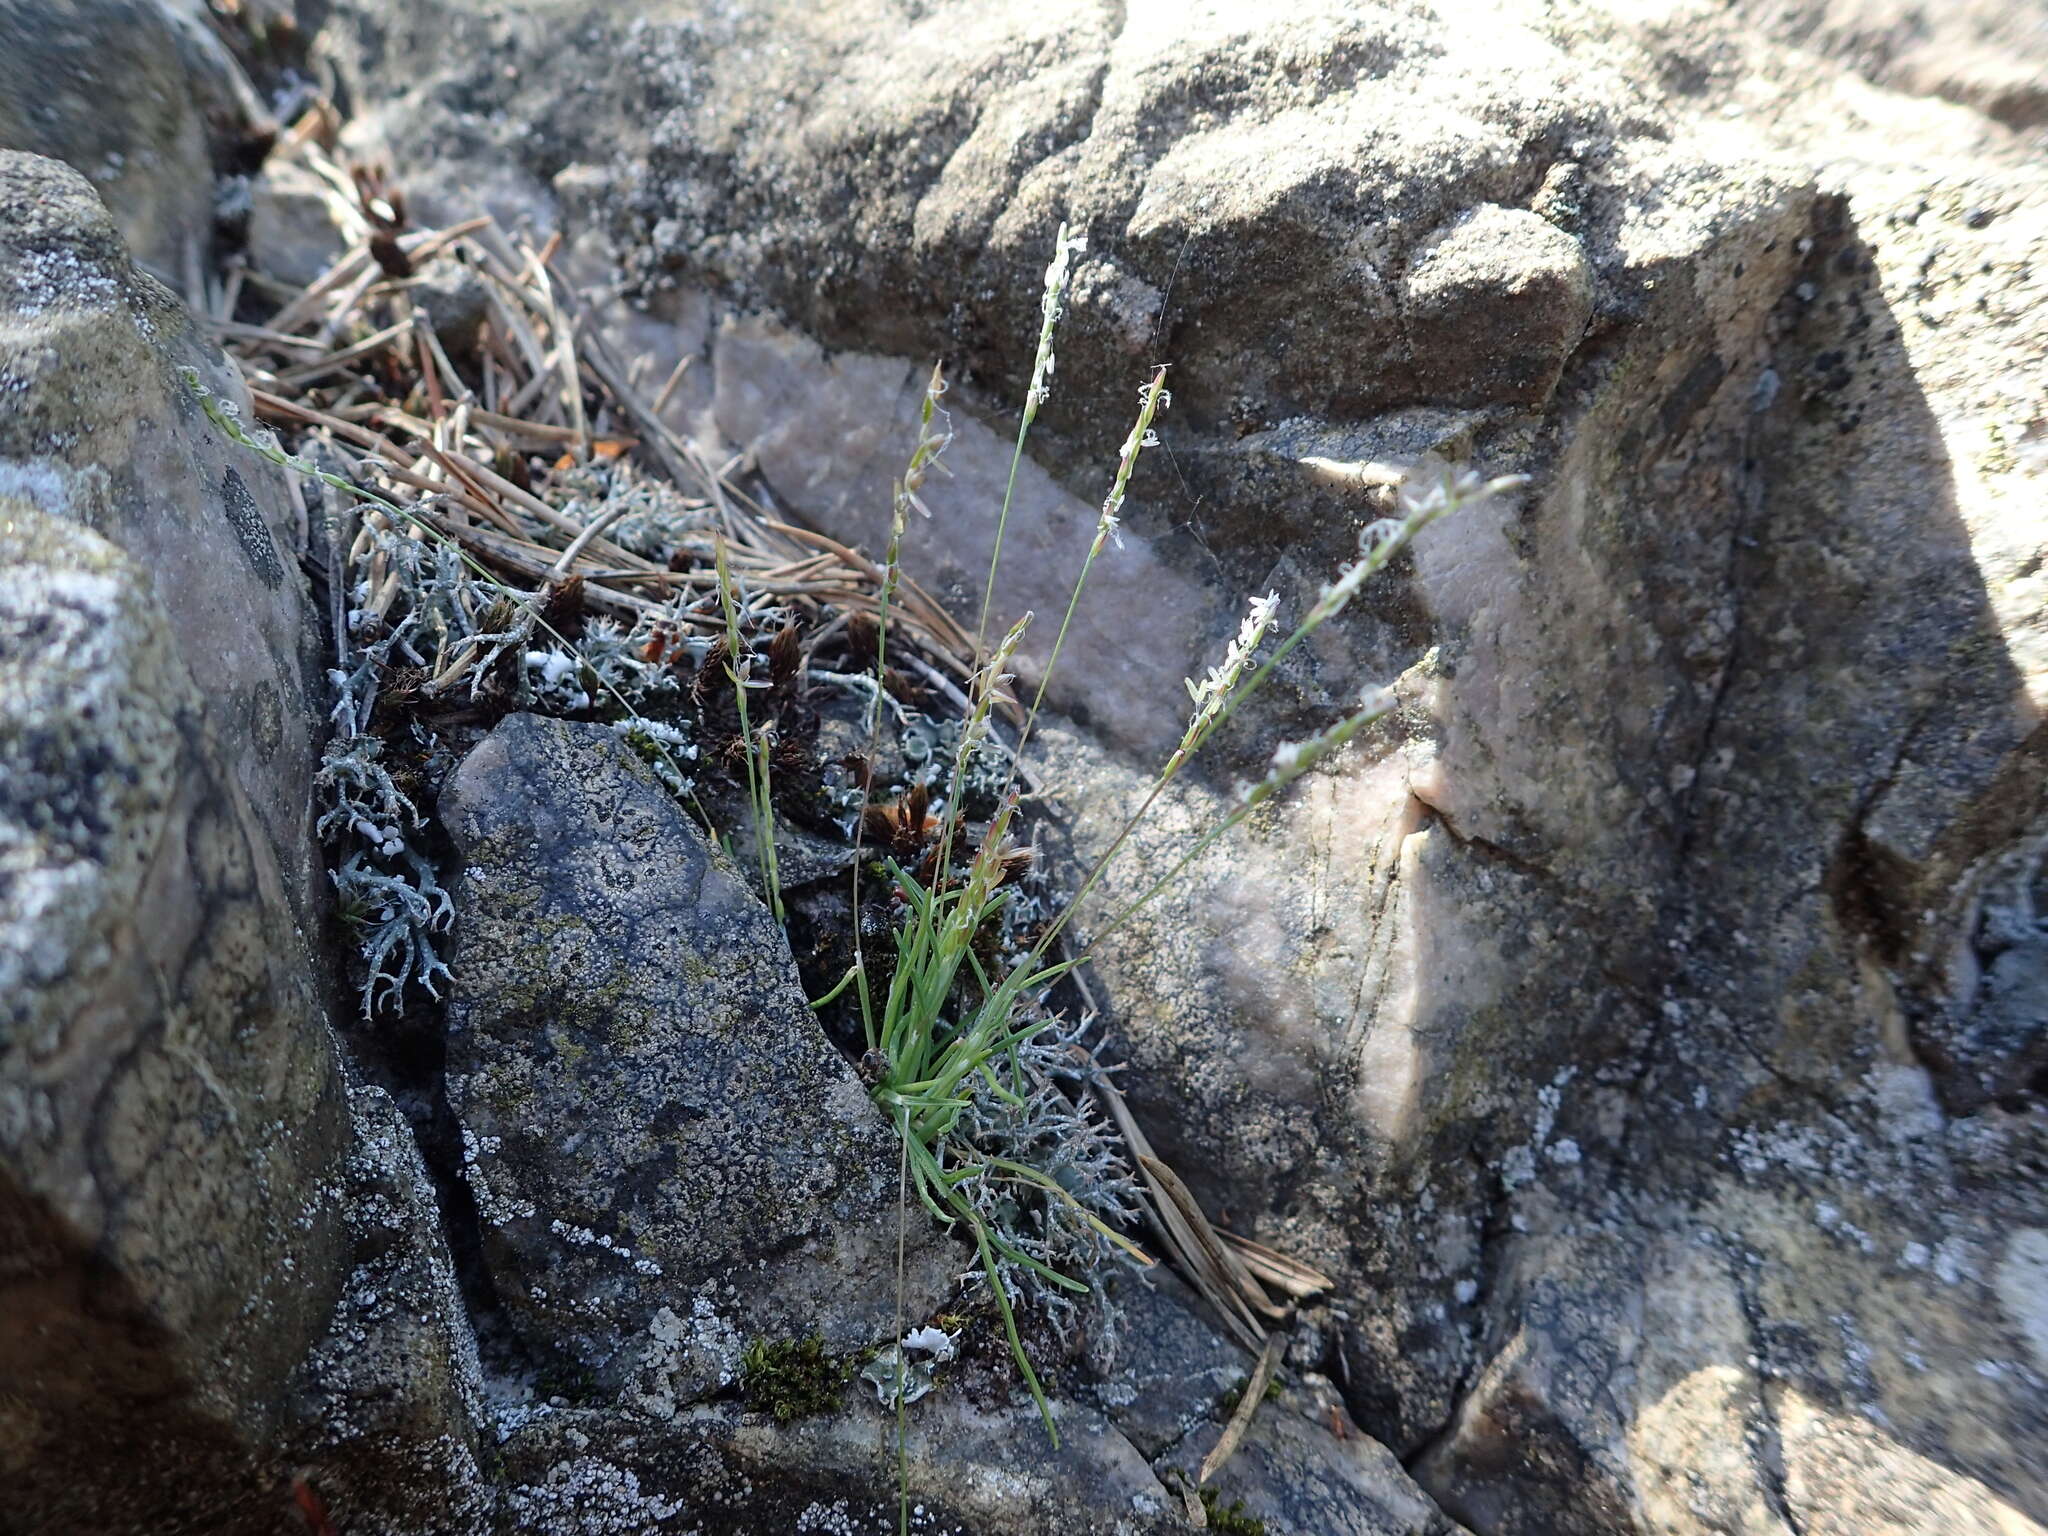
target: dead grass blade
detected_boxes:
[1219,1231,1333,1299]
[1199,1332,1285,1485]
[1138,1154,1288,1326]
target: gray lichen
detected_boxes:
[307,496,702,1019]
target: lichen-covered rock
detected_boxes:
[1415,1107,2048,1536]
[496,1394,1178,1536]
[307,0,2048,1525]
[0,150,366,1536]
[0,150,328,926]
[0,0,275,282]
[1083,1270,1250,1461]
[488,1353,1461,1536]
[282,1083,494,1536]
[1161,1374,1467,1536]
[438,713,951,1392]
[37,0,2048,1529]
[0,497,350,1532]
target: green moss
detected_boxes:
[1198,1489,1266,1535]
[1217,1371,1284,1415]
[741,1333,855,1423]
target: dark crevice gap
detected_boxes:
[1730,1253,1806,1536]
[301,478,521,1383]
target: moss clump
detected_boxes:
[1217,1372,1284,1414]
[740,1333,855,1423]
[1198,1489,1267,1535]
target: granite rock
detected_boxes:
[310,0,2048,1524]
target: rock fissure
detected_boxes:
[1731,1258,1806,1536]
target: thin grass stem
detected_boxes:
[996,366,1170,806]
[714,536,783,924]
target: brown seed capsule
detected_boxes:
[769,621,802,689]
[477,596,519,636]
[693,637,731,705]
[846,612,880,669]
[538,573,586,640]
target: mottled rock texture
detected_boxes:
[496,1395,1180,1536]
[438,713,952,1389]
[0,150,361,1534]
[488,1340,1461,1536]
[1160,1373,1463,1536]
[0,150,328,921]
[0,507,347,1530]
[1084,1269,1250,1461]
[1730,0,2048,132]
[281,1084,494,1536]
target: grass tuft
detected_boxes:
[202,192,1522,1527]
[836,228,1526,1502]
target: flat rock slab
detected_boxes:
[440,713,947,1385]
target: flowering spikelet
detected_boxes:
[1025,225,1087,418]
[1181,590,1280,753]
[1095,367,1170,552]
[893,362,953,528]
[1307,465,1529,628]
[958,613,1032,771]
